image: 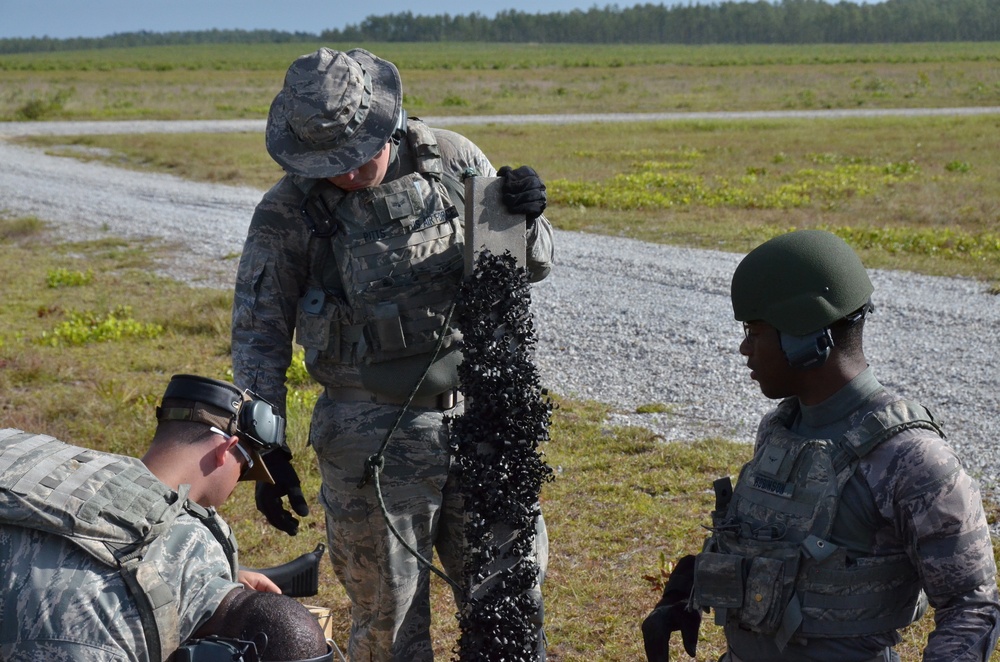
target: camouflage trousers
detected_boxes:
[309,394,548,662]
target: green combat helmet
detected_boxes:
[731,229,873,336]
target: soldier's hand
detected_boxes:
[255,450,309,536]
[238,569,282,594]
[641,554,700,661]
[497,165,547,222]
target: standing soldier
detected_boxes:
[642,230,1000,661]
[232,47,554,661]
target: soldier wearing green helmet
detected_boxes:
[642,230,1000,661]
[731,229,876,377]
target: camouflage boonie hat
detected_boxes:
[265,47,402,179]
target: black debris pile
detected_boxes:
[449,249,554,662]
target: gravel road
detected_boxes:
[1,116,997,497]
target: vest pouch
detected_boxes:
[740,554,789,631]
[693,551,745,610]
[296,288,340,361]
[371,302,406,353]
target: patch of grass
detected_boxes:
[0,215,46,241]
[13,87,74,120]
[20,133,285,189]
[830,223,1000,261]
[636,402,673,414]
[549,159,919,210]
[45,267,93,288]
[35,305,164,347]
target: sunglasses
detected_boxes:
[210,426,253,479]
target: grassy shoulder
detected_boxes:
[3,218,998,660]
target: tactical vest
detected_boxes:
[0,429,239,662]
[296,119,466,367]
[692,394,942,651]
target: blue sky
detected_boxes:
[1,0,883,40]
[2,0,698,40]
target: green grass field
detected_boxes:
[2,41,999,660]
[3,41,1000,121]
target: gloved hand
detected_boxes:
[255,449,309,536]
[641,554,700,661]
[497,165,547,222]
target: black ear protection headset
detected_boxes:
[778,327,835,371]
[156,374,285,452]
[174,634,338,662]
[778,301,873,371]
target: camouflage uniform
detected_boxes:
[0,433,240,662]
[232,123,553,661]
[704,369,1000,662]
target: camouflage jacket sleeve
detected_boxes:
[433,127,554,283]
[0,516,239,661]
[862,428,1000,661]
[152,513,242,643]
[232,177,314,415]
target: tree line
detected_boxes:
[3,0,1000,55]
[326,0,1000,44]
[0,29,315,55]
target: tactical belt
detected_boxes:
[326,386,462,411]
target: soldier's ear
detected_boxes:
[211,436,233,470]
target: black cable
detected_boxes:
[357,301,463,591]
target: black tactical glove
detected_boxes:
[497,165,547,222]
[255,449,309,536]
[641,554,700,661]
